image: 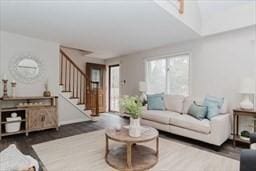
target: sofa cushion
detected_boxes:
[219,100,228,114]
[0,144,39,171]
[183,96,193,114]
[203,96,224,119]
[251,143,256,150]
[169,113,211,134]
[147,93,165,110]
[142,110,176,124]
[187,101,208,120]
[204,95,224,108]
[184,96,228,115]
[164,95,185,113]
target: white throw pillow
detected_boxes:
[164,95,185,113]
[0,144,31,171]
[250,143,256,150]
[183,96,193,114]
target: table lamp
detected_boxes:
[239,78,256,110]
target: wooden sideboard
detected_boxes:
[0,96,58,140]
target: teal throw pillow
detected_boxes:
[147,93,165,110]
[203,96,224,119]
[188,101,208,120]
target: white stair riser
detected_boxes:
[60,85,64,91]
[60,88,81,105]
[77,104,85,110]
[69,98,79,105]
[61,91,72,98]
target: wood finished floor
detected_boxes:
[0,113,246,171]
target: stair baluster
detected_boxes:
[59,49,99,116]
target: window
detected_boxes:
[109,65,120,112]
[146,54,190,96]
[147,58,166,94]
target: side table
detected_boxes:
[233,109,256,147]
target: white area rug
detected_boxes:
[33,130,239,171]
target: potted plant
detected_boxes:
[120,96,143,137]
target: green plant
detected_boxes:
[241,130,250,138]
[120,96,142,119]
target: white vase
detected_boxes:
[129,118,141,137]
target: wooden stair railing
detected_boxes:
[178,0,184,14]
[59,49,99,116]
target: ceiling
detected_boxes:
[0,0,200,59]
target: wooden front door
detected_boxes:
[86,63,106,113]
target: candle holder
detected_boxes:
[2,79,8,98]
[11,81,17,97]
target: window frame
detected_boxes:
[145,52,192,96]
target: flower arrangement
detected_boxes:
[120,96,143,119]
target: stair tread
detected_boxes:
[69,97,79,99]
[91,115,100,117]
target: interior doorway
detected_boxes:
[86,63,106,113]
[109,64,120,112]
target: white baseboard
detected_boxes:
[59,118,89,126]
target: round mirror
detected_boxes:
[9,55,44,83]
[17,59,39,78]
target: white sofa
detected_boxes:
[141,95,232,146]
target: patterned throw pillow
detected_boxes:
[147,93,165,110]
[188,101,208,120]
[203,96,224,119]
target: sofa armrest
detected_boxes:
[240,150,256,171]
[210,114,232,145]
[250,133,256,144]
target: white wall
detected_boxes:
[201,2,256,36]
[0,31,90,125]
[0,31,59,97]
[58,94,90,125]
[105,26,256,112]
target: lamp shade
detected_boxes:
[239,78,256,94]
[139,81,147,92]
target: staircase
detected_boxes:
[59,49,99,119]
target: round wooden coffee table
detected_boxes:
[105,127,159,171]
